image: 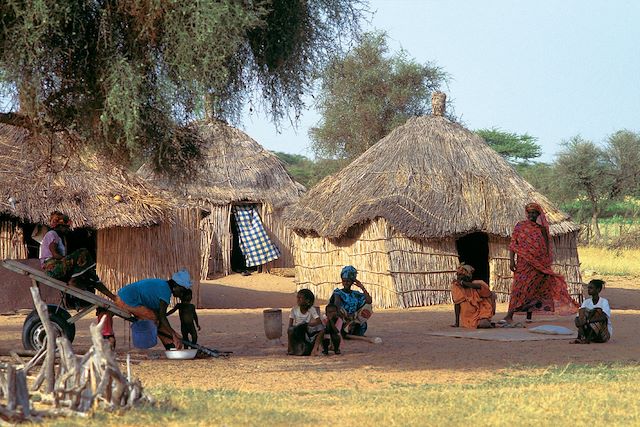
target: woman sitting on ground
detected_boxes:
[330,266,373,337]
[573,279,612,344]
[39,211,115,301]
[451,263,496,329]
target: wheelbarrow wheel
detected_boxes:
[22,306,75,351]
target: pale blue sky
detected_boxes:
[240,0,640,162]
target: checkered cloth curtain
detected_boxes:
[232,205,281,267]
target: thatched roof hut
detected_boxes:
[285,95,581,309]
[139,119,305,279]
[0,124,201,305]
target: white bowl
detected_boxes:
[165,349,198,360]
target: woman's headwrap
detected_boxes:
[49,212,71,229]
[340,265,358,281]
[457,263,475,276]
[525,202,552,258]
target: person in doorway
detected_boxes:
[330,266,373,337]
[573,279,612,344]
[502,203,578,323]
[451,263,496,329]
[115,269,193,350]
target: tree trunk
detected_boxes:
[591,205,601,240]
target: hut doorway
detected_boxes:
[230,207,251,274]
[455,232,489,283]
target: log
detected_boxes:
[15,368,30,417]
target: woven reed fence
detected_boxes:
[0,218,27,259]
[294,218,583,309]
[96,207,201,305]
[261,205,295,271]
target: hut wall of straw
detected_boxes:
[488,235,513,302]
[0,218,27,259]
[294,218,393,306]
[96,207,202,305]
[200,203,232,278]
[387,231,459,308]
[261,205,295,271]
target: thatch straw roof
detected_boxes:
[0,124,173,228]
[138,119,305,207]
[285,115,579,239]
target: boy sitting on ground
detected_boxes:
[167,289,200,348]
[322,304,343,355]
[573,279,612,344]
[287,289,323,356]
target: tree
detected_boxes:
[274,151,343,188]
[310,31,447,161]
[605,130,640,198]
[0,1,364,178]
[554,136,613,239]
[475,128,541,164]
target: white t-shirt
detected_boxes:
[579,297,613,336]
[289,306,320,326]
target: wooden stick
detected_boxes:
[29,285,56,393]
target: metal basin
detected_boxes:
[164,349,198,360]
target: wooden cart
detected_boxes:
[2,259,134,351]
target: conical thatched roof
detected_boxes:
[285,115,579,239]
[0,124,173,228]
[138,119,305,207]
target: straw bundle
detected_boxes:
[139,119,305,279]
[286,113,582,308]
[96,207,202,305]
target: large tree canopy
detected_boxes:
[0,0,364,178]
[310,31,447,161]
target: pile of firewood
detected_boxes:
[0,287,148,423]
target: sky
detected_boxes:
[240,0,640,162]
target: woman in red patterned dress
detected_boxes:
[502,203,578,323]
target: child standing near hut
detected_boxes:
[287,289,323,356]
[167,289,200,347]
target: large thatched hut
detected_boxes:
[139,119,305,280]
[284,96,581,309]
[0,124,202,309]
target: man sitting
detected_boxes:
[451,263,496,329]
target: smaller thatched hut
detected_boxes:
[139,119,305,279]
[0,124,202,309]
[285,94,581,309]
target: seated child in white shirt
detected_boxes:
[287,289,323,355]
[573,279,612,344]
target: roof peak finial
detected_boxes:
[431,92,446,117]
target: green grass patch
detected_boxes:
[579,246,640,276]
[47,364,640,426]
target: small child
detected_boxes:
[287,289,323,356]
[167,289,200,348]
[573,279,612,344]
[322,304,343,355]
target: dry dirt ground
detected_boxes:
[1,274,638,392]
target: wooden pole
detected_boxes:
[29,284,56,394]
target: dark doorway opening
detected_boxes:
[230,212,248,273]
[456,232,490,283]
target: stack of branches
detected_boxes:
[0,287,148,423]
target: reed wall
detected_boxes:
[0,219,27,259]
[293,218,394,306]
[261,205,295,271]
[96,207,202,305]
[387,232,459,308]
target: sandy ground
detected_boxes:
[1,273,639,392]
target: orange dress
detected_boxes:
[451,280,494,329]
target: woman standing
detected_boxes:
[502,203,577,323]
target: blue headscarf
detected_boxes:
[340,265,357,281]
